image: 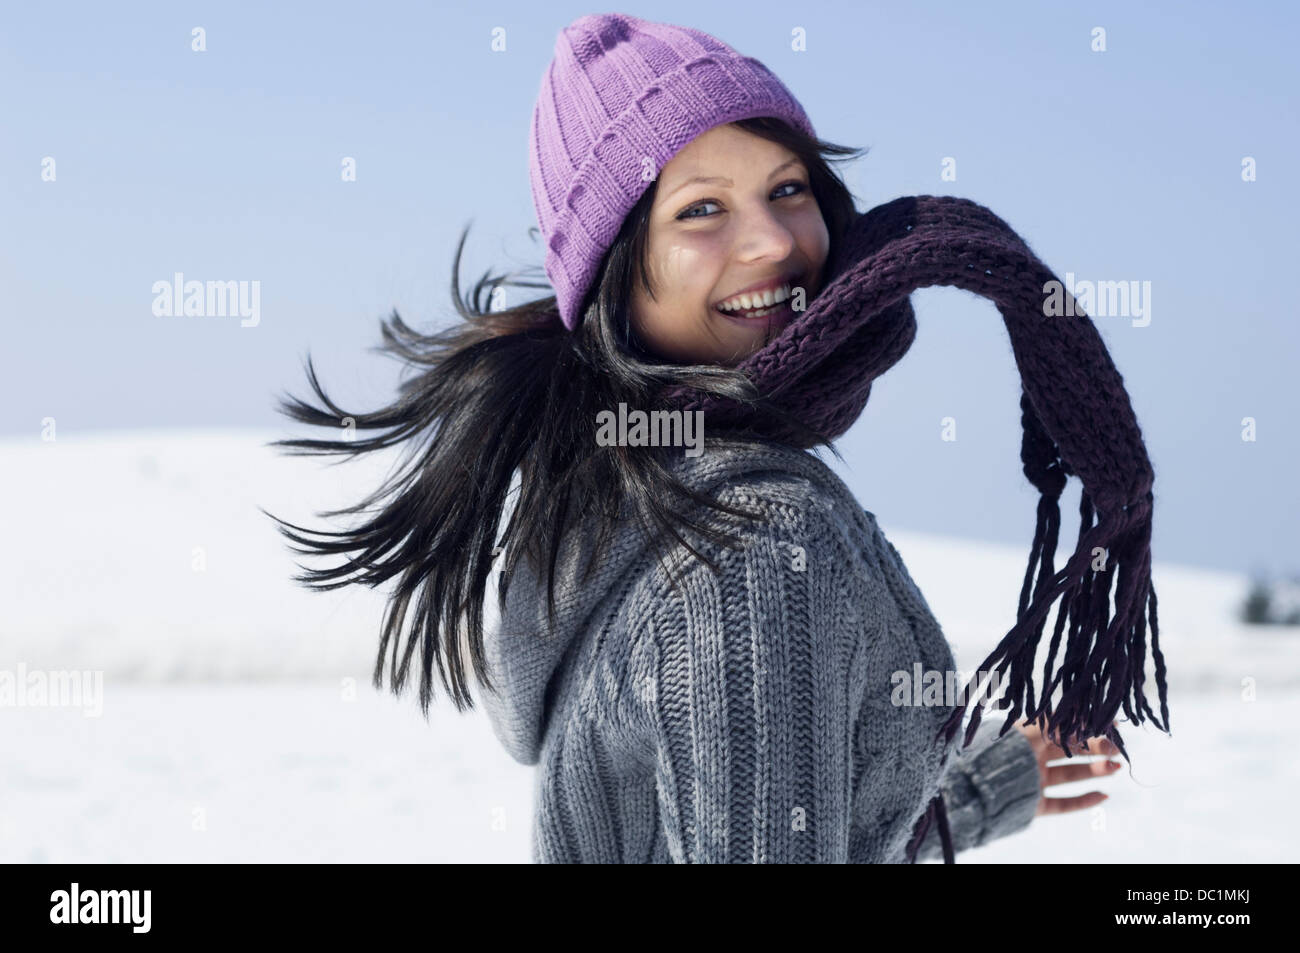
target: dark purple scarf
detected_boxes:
[664,194,1170,863]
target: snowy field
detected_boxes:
[3,428,1297,863]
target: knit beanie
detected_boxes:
[529,13,815,330]
[528,14,1170,866]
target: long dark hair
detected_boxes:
[262,117,867,716]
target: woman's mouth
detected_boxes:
[713,274,803,324]
[715,298,795,323]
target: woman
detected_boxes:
[266,13,1167,863]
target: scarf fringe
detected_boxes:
[903,789,954,864]
[934,468,1171,765]
[907,456,1169,863]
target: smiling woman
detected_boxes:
[263,13,1070,866]
[630,122,831,364]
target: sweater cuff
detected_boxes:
[958,717,1041,846]
[912,717,1040,861]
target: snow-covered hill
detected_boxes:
[2,428,1295,862]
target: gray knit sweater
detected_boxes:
[480,436,1041,863]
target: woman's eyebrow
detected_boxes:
[663,157,803,200]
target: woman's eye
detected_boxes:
[678,200,721,220]
[676,180,809,220]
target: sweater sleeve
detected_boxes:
[638,497,864,863]
[860,511,1041,860]
[912,716,1041,862]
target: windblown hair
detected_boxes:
[262,117,866,716]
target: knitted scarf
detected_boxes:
[662,194,1171,863]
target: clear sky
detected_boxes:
[2,0,1296,577]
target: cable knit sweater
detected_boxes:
[480,436,1041,863]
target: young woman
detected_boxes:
[266,13,1167,863]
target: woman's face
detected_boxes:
[629,121,829,366]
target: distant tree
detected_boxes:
[1242,577,1273,625]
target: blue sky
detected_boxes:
[2,0,1296,577]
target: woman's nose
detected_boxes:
[733,207,797,262]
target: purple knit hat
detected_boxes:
[529,13,816,331]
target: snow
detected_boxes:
[2,428,1296,862]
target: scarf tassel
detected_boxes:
[906,481,1168,864]
[904,788,954,864]
[934,445,1171,767]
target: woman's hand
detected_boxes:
[1012,719,1125,817]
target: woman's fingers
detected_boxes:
[1046,757,1123,786]
[1037,790,1109,816]
[1028,729,1126,818]
[1087,735,1121,756]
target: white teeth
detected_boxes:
[718,282,792,312]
